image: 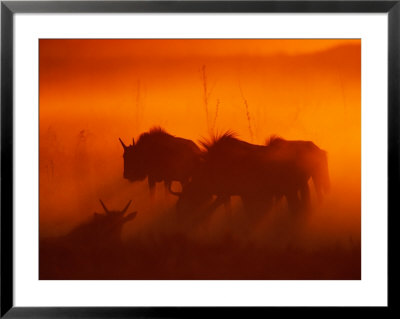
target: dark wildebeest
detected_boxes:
[119,127,202,197]
[63,200,137,249]
[176,132,323,221]
[265,136,330,208]
[39,200,137,279]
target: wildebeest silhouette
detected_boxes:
[64,199,137,249]
[176,132,321,219]
[119,127,202,197]
[266,136,330,207]
[39,200,137,279]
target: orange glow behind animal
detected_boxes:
[39,39,361,280]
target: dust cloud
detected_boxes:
[39,40,360,279]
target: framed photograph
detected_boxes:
[1,0,396,317]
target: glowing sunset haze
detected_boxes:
[39,39,361,280]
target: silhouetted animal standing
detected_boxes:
[266,136,330,208]
[177,132,321,219]
[119,127,202,196]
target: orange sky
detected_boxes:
[40,39,359,59]
[39,39,361,244]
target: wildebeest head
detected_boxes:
[119,138,147,181]
[96,199,137,225]
[64,199,137,249]
[92,200,137,245]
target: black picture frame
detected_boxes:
[1,0,397,317]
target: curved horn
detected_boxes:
[119,138,127,150]
[121,200,132,214]
[99,199,110,214]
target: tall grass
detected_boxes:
[239,82,254,141]
[134,79,142,134]
[201,65,221,136]
[212,99,220,133]
[201,65,211,133]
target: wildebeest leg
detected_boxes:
[241,194,272,232]
[300,182,311,211]
[207,196,226,212]
[286,190,301,213]
[243,194,272,215]
[312,175,325,202]
[164,180,171,197]
[208,195,231,215]
[148,176,156,198]
[195,196,229,229]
